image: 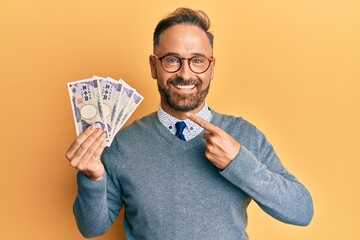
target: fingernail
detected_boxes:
[92,123,102,129]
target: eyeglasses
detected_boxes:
[153,54,213,74]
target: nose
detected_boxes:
[177,59,193,80]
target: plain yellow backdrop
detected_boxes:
[1,0,359,239]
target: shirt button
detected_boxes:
[169,126,173,129]
[190,127,193,130]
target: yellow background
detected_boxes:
[1,0,359,239]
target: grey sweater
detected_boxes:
[73,111,313,239]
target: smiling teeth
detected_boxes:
[175,85,195,89]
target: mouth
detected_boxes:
[174,84,196,90]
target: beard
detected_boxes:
[157,76,210,112]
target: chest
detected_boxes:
[117,143,248,217]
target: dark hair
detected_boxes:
[153,8,214,49]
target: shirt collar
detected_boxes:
[157,103,212,140]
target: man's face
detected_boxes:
[149,24,215,114]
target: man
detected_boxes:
[66,8,313,240]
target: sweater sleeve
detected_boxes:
[220,127,314,226]
[73,166,123,237]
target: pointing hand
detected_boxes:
[186,112,241,170]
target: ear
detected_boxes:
[210,57,216,80]
[149,55,157,79]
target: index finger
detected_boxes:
[186,112,219,134]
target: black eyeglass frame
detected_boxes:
[153,54,214,74]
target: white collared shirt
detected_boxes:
[157,103,212,141]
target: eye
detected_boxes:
[164,56,180,64]
[191,57,205,64]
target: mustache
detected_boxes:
[166,77,201,86]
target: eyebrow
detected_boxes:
[160,52,209,58]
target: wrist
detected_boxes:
[87,173,104,181]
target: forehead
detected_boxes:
[156,24,213,56]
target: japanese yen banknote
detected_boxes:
[67,76,144,146]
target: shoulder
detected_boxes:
[117,112,158,137]
[211,110,267,146]
[211,110,257,134]
[103,112,158,163]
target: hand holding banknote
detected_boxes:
[66,76,143,180]
[66,125,106,180]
